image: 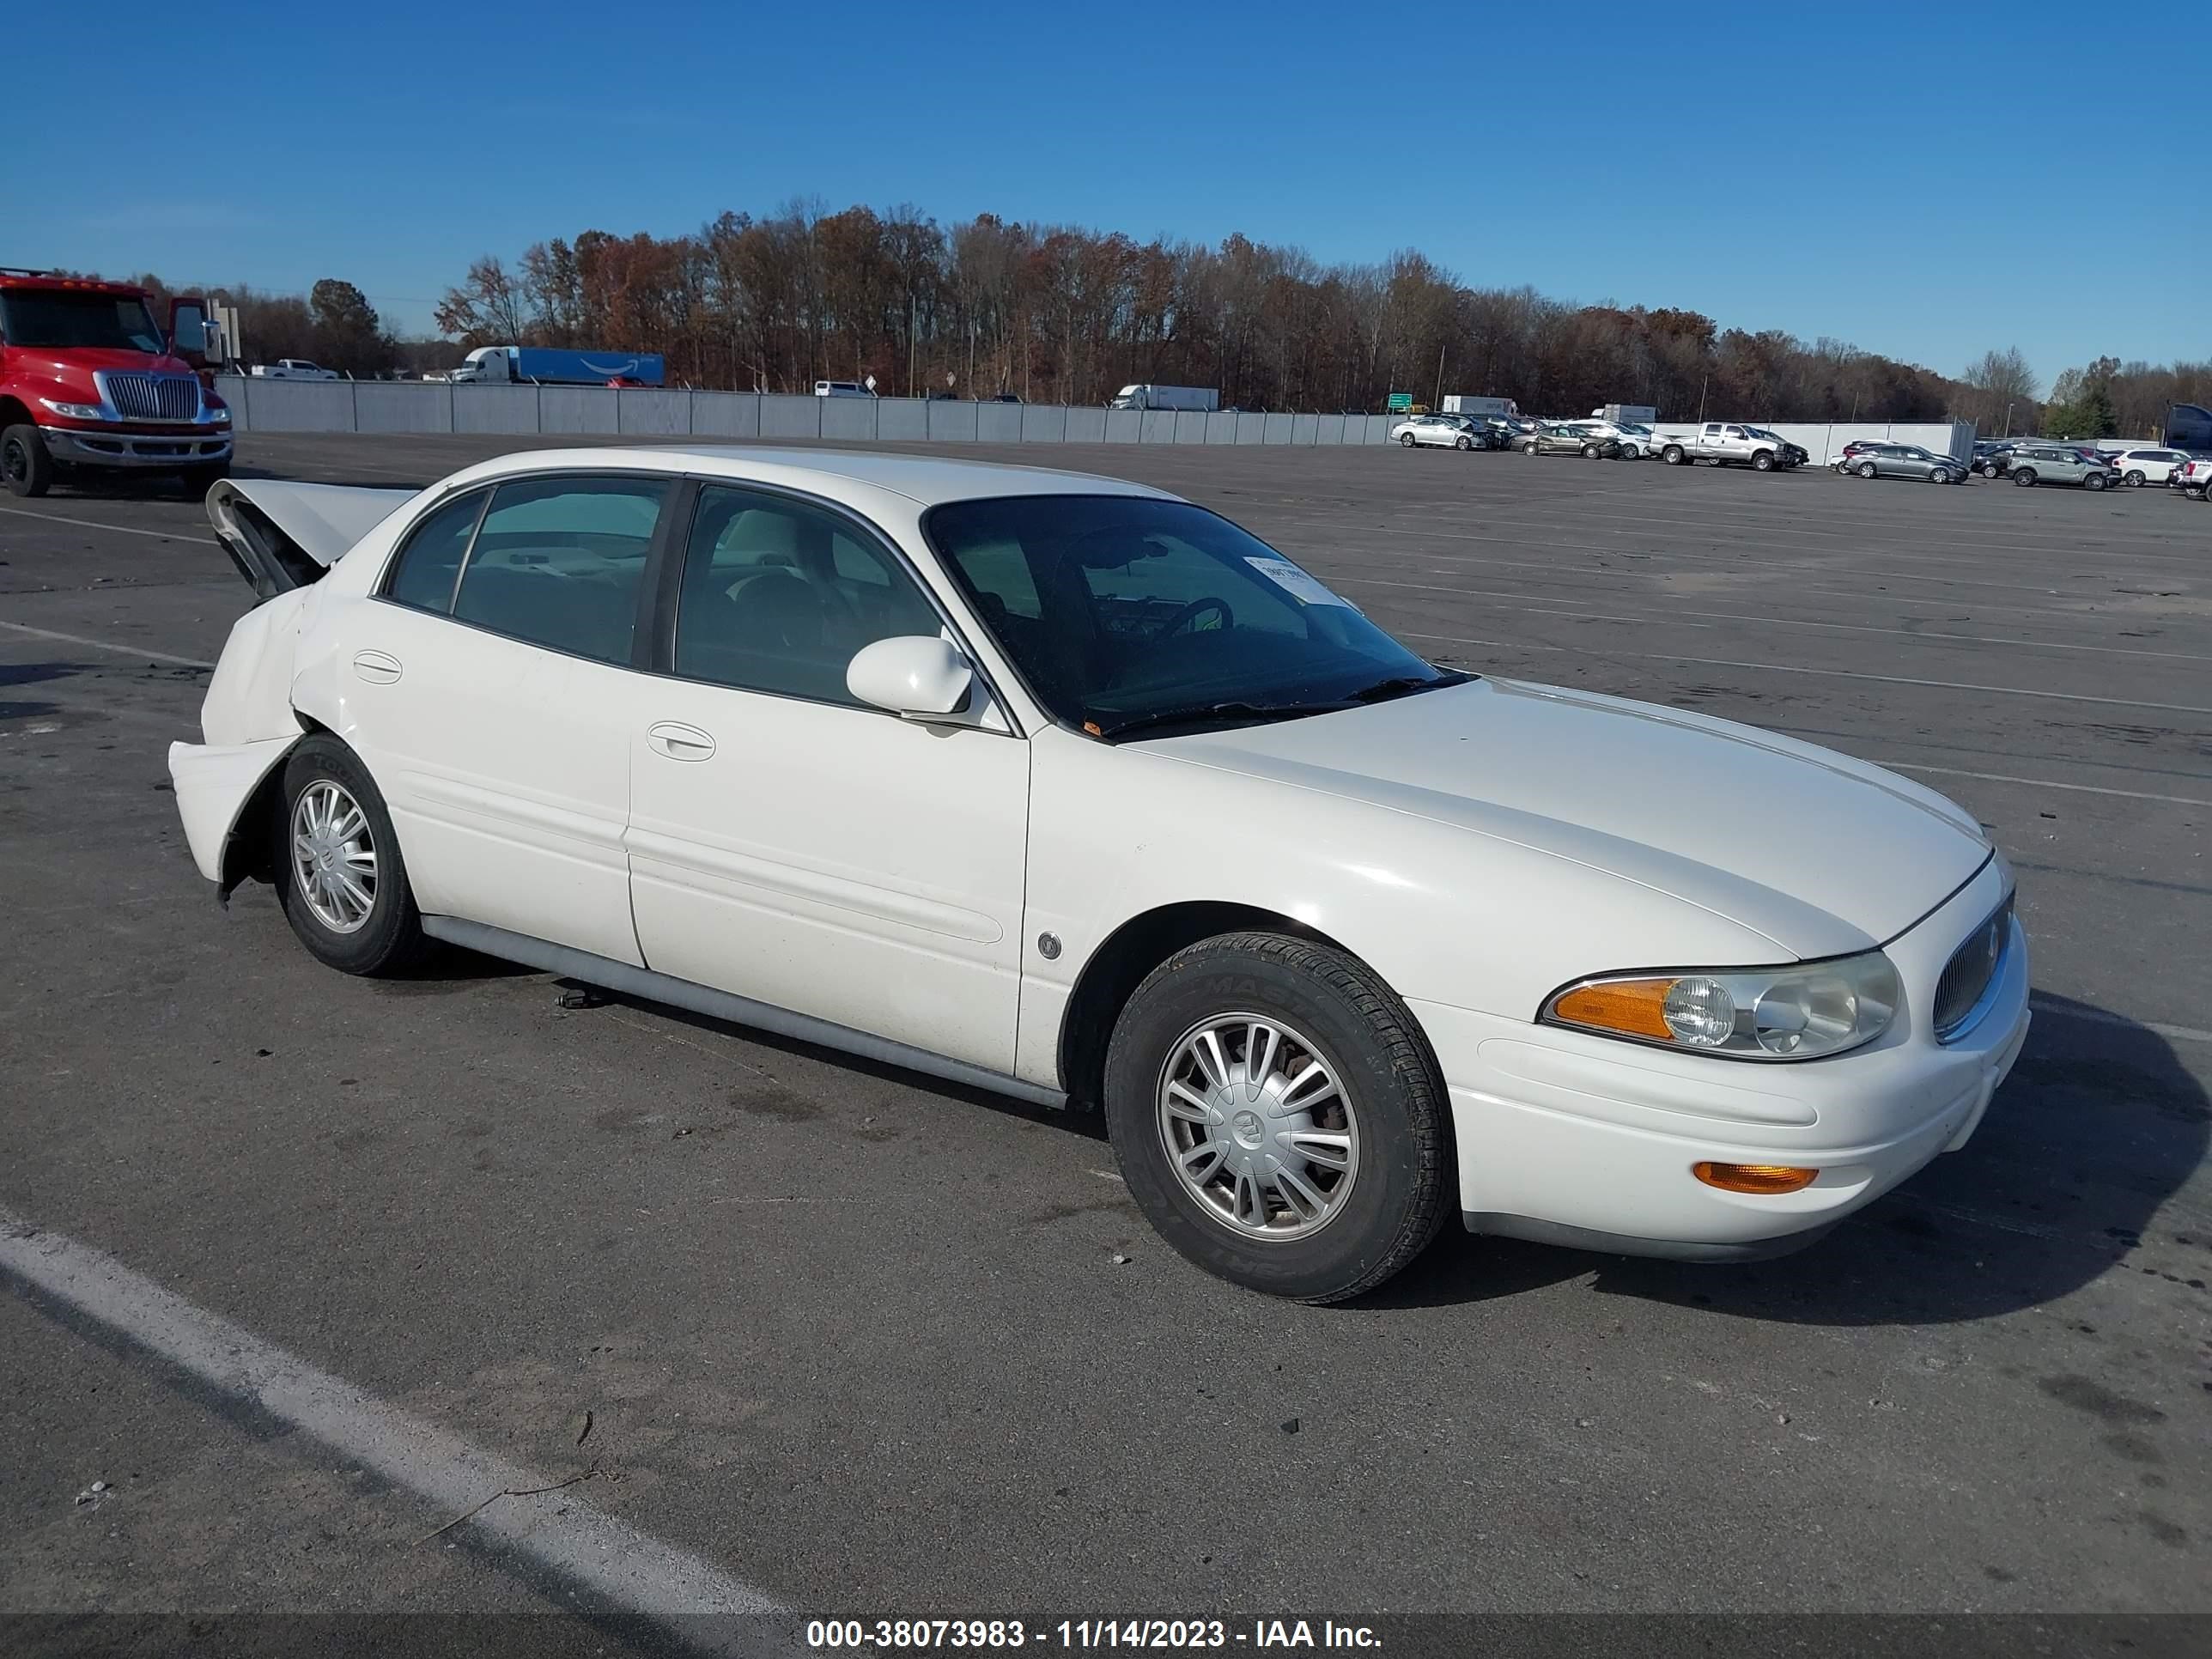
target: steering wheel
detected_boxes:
[1153,596,1234,640]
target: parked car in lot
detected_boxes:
[2006,445,2116,490]
[1520,422,1622,459]
[170,447,2031,1301]
[1656,423,1794,471]
[2104,447,2191,487]
[813,380,872,398]
[1577,417,1659,458]
[1392,413,1485,450]
[1970,441,2019,477]
[1443,415,1503,449]
[2173,458,2212,497]
[1844,443,1965,484]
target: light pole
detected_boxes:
[2002,401,2013,439]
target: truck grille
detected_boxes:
[1933,896,2012,1042]
[98,373,201,422]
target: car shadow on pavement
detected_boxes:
[1369,991,2209,1322]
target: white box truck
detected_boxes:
[1592,404,1657,424]
[1442,395,1519,417]
[1109,384,1218,412]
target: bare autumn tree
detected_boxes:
[434,256,528,346]
[1955,347,2039,434]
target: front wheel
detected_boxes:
[2084,472,2107,491]
[1455,434,1471,451]
[274,736,428,976]
[1856,460,1879,479]
[1582,443,1601,459]
[1928,468,1952,484]
[1752,450,1775,471]
[1399,432,1416,447]
[1103,932,1453,1303]
[1,425,53,498]
[2013,469,2037,487]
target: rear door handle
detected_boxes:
[352,650,402,684]
[647,721,716,761]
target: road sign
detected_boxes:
[1386,392,1412,412]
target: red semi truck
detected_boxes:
[0,269,233,497]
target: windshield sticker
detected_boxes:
[1244,556,1351,608]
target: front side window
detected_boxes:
[0,289,163,353]
[672,485,943,706]
[450,477,667,665]
[928,495,1463,739]
[384,489,489,613]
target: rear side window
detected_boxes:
[451,477,668,665]
[385,489,488,613]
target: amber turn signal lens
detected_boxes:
[1551,979,1675,1040]
[1693,1162,1819,1194]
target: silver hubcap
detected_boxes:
[1157,1013,1358,1241]
[290,780,377,933]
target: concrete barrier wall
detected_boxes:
[211,375,1401,448]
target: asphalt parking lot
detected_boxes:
[2,436,2207,1650]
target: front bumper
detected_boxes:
[1413,857,2030,1259]
[38,422,232,469]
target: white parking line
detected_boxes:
[0,504,220,545]
[1884,763,2212,810]
[0,620,216,670]
[0,1204,787,1646]
[1401,631,2212,718]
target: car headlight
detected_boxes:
[206,404,232,423]
[40,398,107,422]
[1540,950,1902,1060]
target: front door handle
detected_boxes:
[352,650,402,684]
[647,721,716,761]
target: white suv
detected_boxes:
[2106,447,2191,487]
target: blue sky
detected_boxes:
[18,1,2200,390]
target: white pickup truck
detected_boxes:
[1653,422,1795,471]
[250,360,340,381]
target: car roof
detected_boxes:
[435,446,1182,509]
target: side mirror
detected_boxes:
[169,298,210,366]
[847,635,975,720]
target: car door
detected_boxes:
[622,480,1030,1073]
[341,471,672,966]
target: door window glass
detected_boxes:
[673,486,943,705]
[384,489,489,614]
[451,477,667,664]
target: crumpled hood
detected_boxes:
[1158,678,1991,955]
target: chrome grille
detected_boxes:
[1934,896,2012,1042]
[99,372,200,422]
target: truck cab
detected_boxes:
[0,270,232,498]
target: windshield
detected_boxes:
[0,289,164,353]
[927,495,1463,738]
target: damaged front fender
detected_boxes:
[168,736,297,900]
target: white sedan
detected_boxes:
[1391,414,1482,450]
[173,448,2029,1302]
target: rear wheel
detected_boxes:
[1103,931,1453,1303]
[274,736,428,976]
[2,425,53,498]
[1522,440,1539,454]
[1662,444,1685,465]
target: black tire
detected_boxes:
[1581,443,1600,459]
[1752,450,1775,471]
[2084,472,2107,492]
[273,735,428,976]
[1455,434,1471,451]
[1856,460,1878,479]
[2124,470,2146,487]
[1103,931,1453,1304]
[1662,444,1685,465]
[1521,440,1538,454]
[1398,431,1416,447]
[1928,468,1951,484]
[2013,468,2036,486]
[2,424,54,498]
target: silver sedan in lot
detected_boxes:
[1391,414,1484,451]
[1844,443,1965,484]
